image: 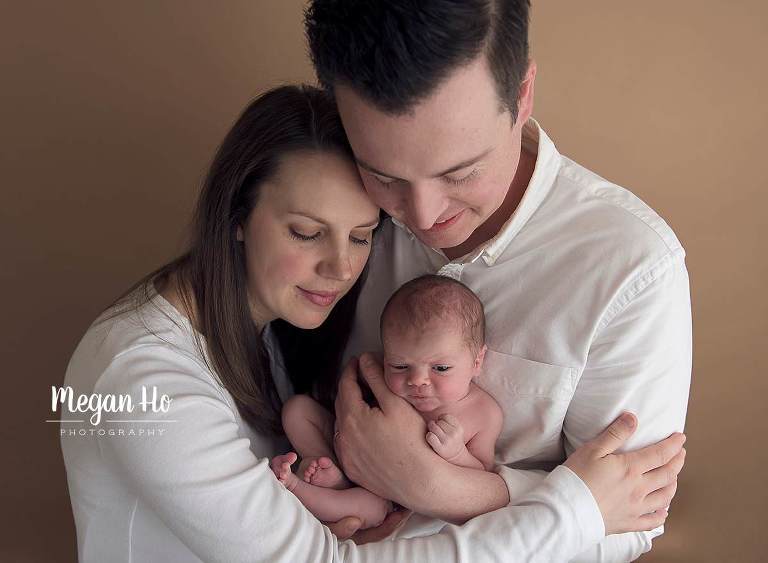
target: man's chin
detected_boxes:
[413,228,473,251]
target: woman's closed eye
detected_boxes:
[350,234,371,246]
[290,228,320,242]
[290,228,370,246]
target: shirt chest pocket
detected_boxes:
[477,349,578,466]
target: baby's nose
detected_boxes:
[407,371,431,386]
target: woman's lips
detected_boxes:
[297,287,339,307]
[425,209,465,233]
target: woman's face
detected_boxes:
[237,150,380,329]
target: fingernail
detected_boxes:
[621,413,636,428]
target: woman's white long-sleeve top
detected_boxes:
[61,288,604,563]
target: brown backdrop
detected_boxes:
[2,2,766,561]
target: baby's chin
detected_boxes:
[405,396,444,412]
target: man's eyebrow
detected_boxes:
[356,147,495,181]
[290,212,379,229]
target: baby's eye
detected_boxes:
[389,364,408,371]
[432,365,451,373]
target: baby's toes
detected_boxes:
[303,460,318,483]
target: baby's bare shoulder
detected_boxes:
[452,384,503,434]
[468,383,502,413]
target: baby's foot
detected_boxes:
[270,452,299,491]
[303,456,351,490]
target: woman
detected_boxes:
[61,85,682,562]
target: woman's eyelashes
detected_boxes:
[289,227,371,246]
[289,228,320,242]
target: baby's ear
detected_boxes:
[473,344,488,375]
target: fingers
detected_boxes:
[642,480,678,514]
[630,432,687,474]
[589,412,638,457]
[326,516,362,540]
[334,357,365,418]
[440,414,460,426]
[350,509,412,545]
[426,432,441,451]
[643,447,686,491]
[636,509,668,532]
[358,353,398,411]
[428,420,447,441]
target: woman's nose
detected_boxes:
[320,248,353,281]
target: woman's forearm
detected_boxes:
[408,459,510,524]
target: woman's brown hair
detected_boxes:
[106,85,373,435]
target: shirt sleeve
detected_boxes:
[565,249,692,562]
[93,344,605,562]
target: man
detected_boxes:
[306,1,691,560]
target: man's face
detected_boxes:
[335,55,534,251]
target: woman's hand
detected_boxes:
[565,412,686,535]
[333,354,432,505]
[325,509,412,544]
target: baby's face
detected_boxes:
[382,320,486,412]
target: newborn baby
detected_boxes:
[270,274,503,529]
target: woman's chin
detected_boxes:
[285,311,330,330]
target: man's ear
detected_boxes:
[515,59,537,125]
[473,344,488,376]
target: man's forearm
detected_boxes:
[446,447,486,471]
[409,459,510,524]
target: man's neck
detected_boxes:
[442,146,537,261]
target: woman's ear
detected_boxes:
[236,225,244,242]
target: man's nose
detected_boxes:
[405,182,444,231]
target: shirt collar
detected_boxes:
[391,118,562,266]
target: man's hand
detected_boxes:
[426,414,466,462]
[565,412,686,535]
[326,509,413,545]
[333,354,431,506]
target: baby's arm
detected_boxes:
[426,414,486,470]
[465,397,503,471]
[426,395,503,471]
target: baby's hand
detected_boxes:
[426,414,466,462]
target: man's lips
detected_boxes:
[297,287,339,307]
[424,209,465,233]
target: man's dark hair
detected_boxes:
[305,0,531,119]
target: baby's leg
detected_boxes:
[270,453,392,530]
[281,394,350,489]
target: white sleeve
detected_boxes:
[94,344,605,562]
[565,250,692,562]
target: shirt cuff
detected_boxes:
[550,465,606,545]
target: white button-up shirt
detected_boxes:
[345,119,692,562]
